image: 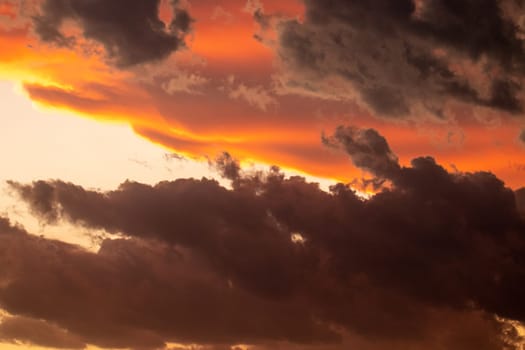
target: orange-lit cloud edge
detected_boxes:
[1,0,524,189]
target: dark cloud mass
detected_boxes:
[33,0,192,66]
[517,187,525,216]
[0,218,338,349]
[322,126,400,179]
[3,127,525,349]
[276,0,525,117]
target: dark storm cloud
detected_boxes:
[0,218,337,349]
[33,0,192,66]
[276,0,525,117]
[7,126,525,349]
[322,126,400,179]
[517,187,525,216]
[9,176,322,301]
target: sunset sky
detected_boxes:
[1,0,525,350]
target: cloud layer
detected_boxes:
[4,127,525,350]
[276,0,525,117]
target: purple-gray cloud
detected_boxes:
[4,127,525,350]
[33,0,192,66]
[275,0,525,118]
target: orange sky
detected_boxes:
[2,2,525,350]
[1,0,524,189]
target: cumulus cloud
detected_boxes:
[322,126,400,179]
[5,126,525,349]
[213,152,241,181]
[275,0,525,118]
[33,0,192,66]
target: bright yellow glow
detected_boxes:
[0,81,216,249]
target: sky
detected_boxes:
[0,0,525,350]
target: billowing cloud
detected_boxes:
[6,127,525,349]
[322,126,400,179]
[276,0,525,117]
[33,0,192,66]
[0,218,337,349]
[213,152,241,180]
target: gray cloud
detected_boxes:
[33,0,192,66]
[275,0,525,118]
[322,126,401,179]
[213,152,241,181]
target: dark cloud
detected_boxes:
[517,187,525,216]
[322,126,400,179]
[213,152,241,181]
[8,177,308,300]
[6,126,525,349]
[33,0,192,66]
[0,218,337,349]
[276,0,525,117]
